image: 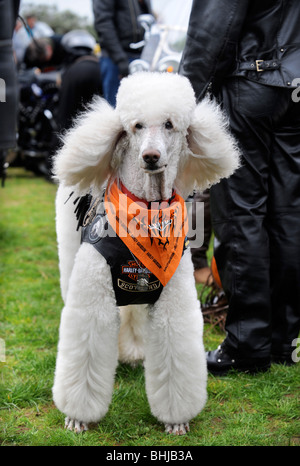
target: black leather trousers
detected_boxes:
[210,77,300,359]
[191,189,212,270]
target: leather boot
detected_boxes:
[206,341,271,375]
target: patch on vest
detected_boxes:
[119,259,161,293]
[87,214,105,243]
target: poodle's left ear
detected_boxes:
[177,97,240,196]
[53,97,124,191]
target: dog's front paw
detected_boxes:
[65,416,88,433]
[165,422,189,435]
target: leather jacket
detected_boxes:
[92,0,152,74]
[180,0,300,100]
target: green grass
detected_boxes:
[0,167,299,447]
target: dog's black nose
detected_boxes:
[142,149,161,166]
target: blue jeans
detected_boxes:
[100,56,136,107]
[100,56,121,107]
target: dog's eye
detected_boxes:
[165,120,173,130]
[135,123,143,130]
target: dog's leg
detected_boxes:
[143,249,207,435]
[52,243,120,432]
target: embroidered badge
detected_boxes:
[119,259,161,293]
[88,214,105,243]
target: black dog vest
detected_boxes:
[81,212,164,306]
[76,187,188,307]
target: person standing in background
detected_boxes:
[13,13,54,66]
[93,0,152,106]
[180,0,300,374]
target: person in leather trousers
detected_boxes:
[180,0,300,374]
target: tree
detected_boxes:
[20,3,95,36]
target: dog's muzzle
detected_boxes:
[142,149,167,174]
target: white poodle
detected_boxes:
[52,72,239,435]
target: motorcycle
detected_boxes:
[6,67,59,178]
[129,14,187,75]
[5,28,98,181]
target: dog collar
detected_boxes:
[119,181,176,206]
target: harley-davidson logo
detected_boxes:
[119,259,161,292]
[121,260,151,281]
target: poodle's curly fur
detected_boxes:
[52,72,240,435]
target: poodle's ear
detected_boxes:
[177,97,240,196]
[53,97,124,190]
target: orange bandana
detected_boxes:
[104,179,188,286]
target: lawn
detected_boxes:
[0,167,299,447]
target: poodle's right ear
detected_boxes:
[53,97,124,190]
[177,97,240,197]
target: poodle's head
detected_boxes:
[113,72,197,200]
[53,72,240,201]
[117,71,195,133]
